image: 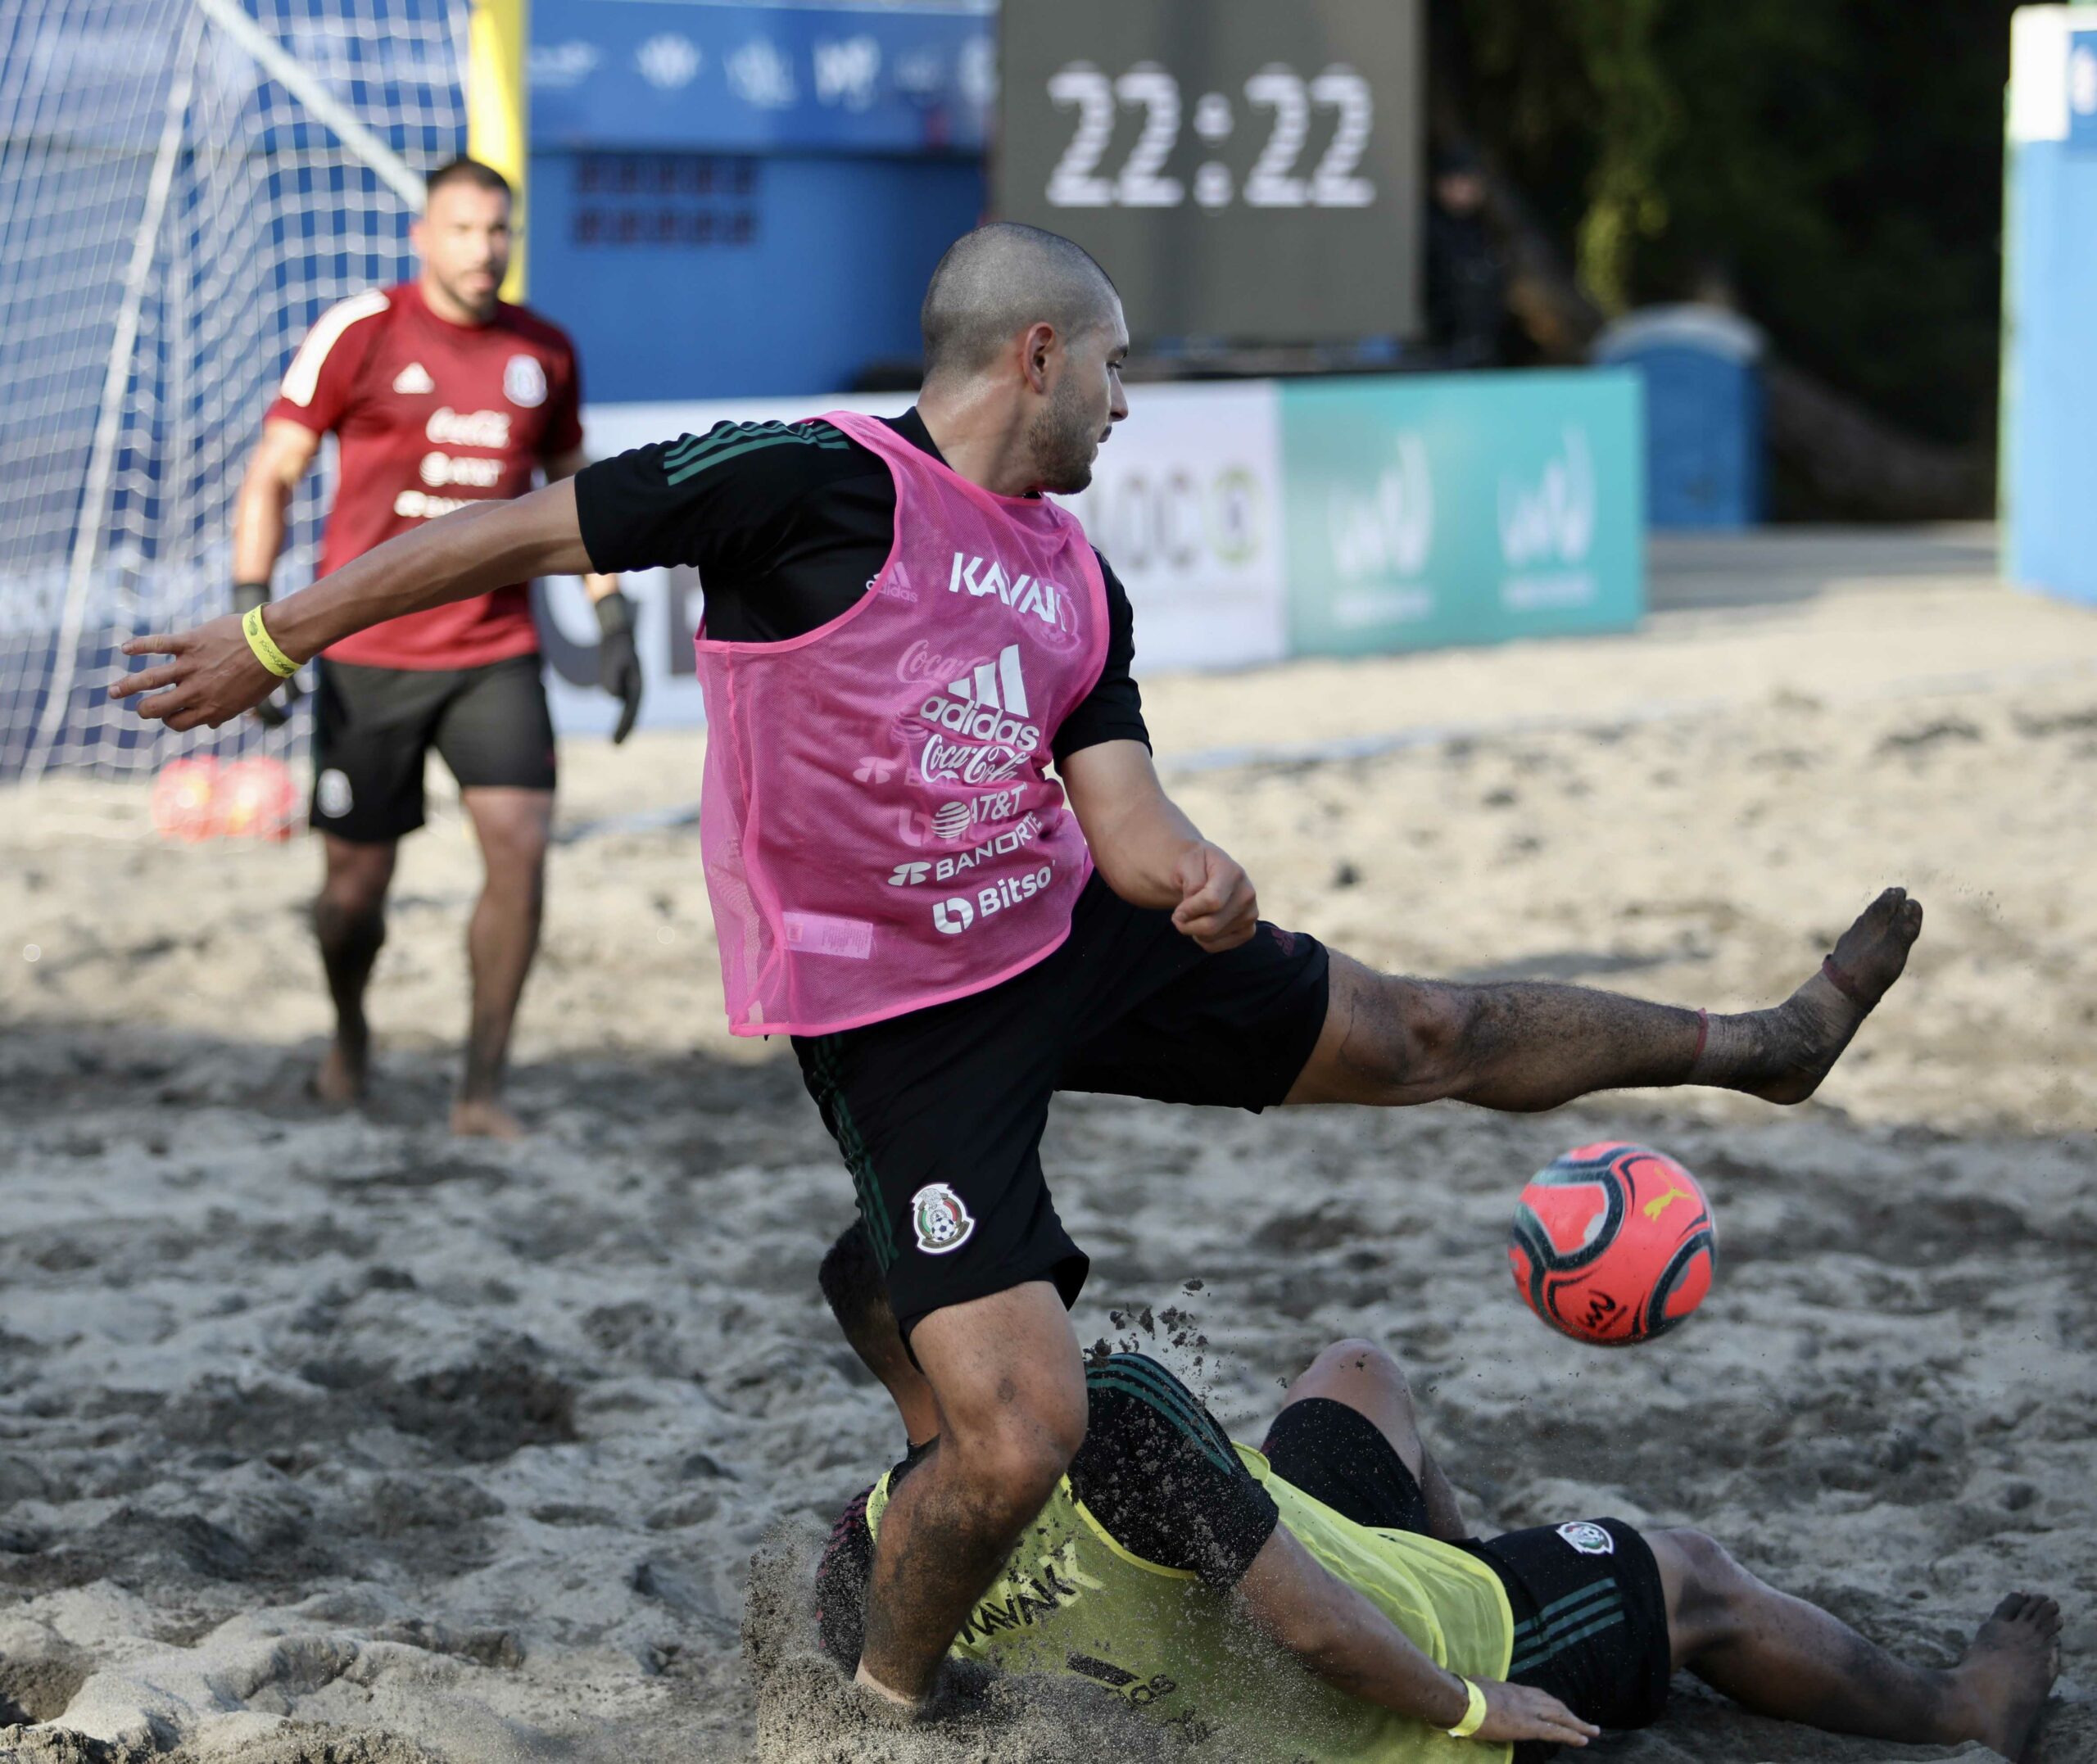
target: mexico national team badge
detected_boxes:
[1556,1521,1615,1556]
[910,1183,974,1255]
[503,353,546,408]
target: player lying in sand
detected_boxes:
[113,222,1927,1716]
[814,1223,2063,1761]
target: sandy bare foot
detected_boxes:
[1949,1592,2061,1762]
[310,1028,368,1108]
[1745,887,1925,1104]
[451,1097,527,1141]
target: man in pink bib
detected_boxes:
[116,224,1926,1726]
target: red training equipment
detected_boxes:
[1508,1142,1717,1346]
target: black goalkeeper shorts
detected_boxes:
[793,871,1330,1335]
[311,653,555,844]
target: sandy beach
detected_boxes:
[2,532,2093,1762]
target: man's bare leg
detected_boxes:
[858,1282,1087,1703]
[1287,889,1923,1110]
[1652,1528,2060,1760]
[1266,1339,1466,1541]
[313,834,396,1105]
[452,786,551,1139]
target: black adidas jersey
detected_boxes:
[573,407,1148,764]
[814,1353,1279,1669]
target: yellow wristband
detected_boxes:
[242,604,299,679]
[1445,1678,1488,1740]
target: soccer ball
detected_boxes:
[1508,1142,1717,1346]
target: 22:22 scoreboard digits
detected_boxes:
[995,0,1421,342]
[1043,61,1376,213]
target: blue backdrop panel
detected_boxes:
[531,150,983,401]
[2004,10,2097,606]
[531,0,992,154]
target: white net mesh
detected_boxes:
[0,0,465,780]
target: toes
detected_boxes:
[1994,1592,2031,1621]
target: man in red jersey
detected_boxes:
[230,156,642,1138]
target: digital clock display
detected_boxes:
[995,0,1423,345]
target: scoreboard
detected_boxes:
[994,0,1424,346]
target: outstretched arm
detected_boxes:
[112,480,593,731]
[1058,738,1258,952]
[1234,1525,1600,1748]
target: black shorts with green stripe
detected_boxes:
[1468,1518,1672,1749]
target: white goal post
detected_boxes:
[0,0,469,781]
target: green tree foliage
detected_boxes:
[1448,0,2014,446]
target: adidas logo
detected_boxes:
[917,644,1040,747]
[392,361,435,395]
[948,645,1030,717]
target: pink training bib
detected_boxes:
[693,411,1109,1037]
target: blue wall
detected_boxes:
[525,0,993,402]
[531,150,982,402]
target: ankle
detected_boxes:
[854,1659,927,1717]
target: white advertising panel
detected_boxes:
[1053,379,1288,673]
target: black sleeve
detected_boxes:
[572,418,859,577]
[1068,1354,1279,1588]
[1051,552,1149,763]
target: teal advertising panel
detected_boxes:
[1280,369,1645,656]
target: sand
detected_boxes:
[2,535,2093,1762]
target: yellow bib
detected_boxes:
[867,1443,1513,1763]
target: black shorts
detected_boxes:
[1263,1397,1672,1751]
[311,654,556,844]
[793,871,1330,1334]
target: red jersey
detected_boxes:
[266,281,584,670]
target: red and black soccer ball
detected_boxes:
[1508,1142,1718,1346]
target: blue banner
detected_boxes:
[531,0,994,152]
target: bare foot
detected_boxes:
[451,1097,526,1141]
[310,1027,368,1108]
[1742,887,1925,1104]
[1948,1592,2061,1762]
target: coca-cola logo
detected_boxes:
[920,733,1031,785]
[896,639,991,686]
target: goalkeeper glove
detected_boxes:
[594,589,644,744]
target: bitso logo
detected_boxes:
[932,896,974,935]
[911,1183,975,1255]
[948,552,1062,626]
[503,354,548,409]
[1556,1521,1615,1557]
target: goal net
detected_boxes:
[0,0,465,781]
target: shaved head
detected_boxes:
[920,223,1121,383]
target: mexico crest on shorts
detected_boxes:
[910,1183,975,1255]
[1556,1521,1615,1556]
